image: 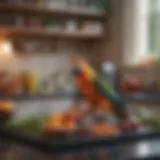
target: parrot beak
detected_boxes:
[72,66,82,76]
[72,57,83,76]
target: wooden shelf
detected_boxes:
[0,28,102,40]
[0,4,108,21]
[1,92,160,104]
[123,92,160,104]
[0,93,80,101]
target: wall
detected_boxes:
[3,0,123,76]
[4,0,123,117]
[103,0,122,65]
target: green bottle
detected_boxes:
[87,0,109,11]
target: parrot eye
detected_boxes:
[72,67,81,76]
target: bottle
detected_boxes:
[68,0,79,9]
[36,0,44,8]
[66,20,77,32]
[46,0,67,9]
[87,0,108,11]
[78,0,87,9]
[101,61,117,88]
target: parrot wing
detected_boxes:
[94,77,126,119]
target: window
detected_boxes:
[148,0,160,55]
[123,0,160,65]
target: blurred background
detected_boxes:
[0,0,160,160]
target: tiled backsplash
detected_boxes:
[2,39,94,115]
[5,53,72,78]
[18,54,72,79]
[4,43,77,115]
[14,100,73,118]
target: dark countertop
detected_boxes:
[1,128,160,159]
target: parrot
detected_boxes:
[72,57,127,122]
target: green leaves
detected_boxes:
[141,116,160,130]
[6,116,48,135]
